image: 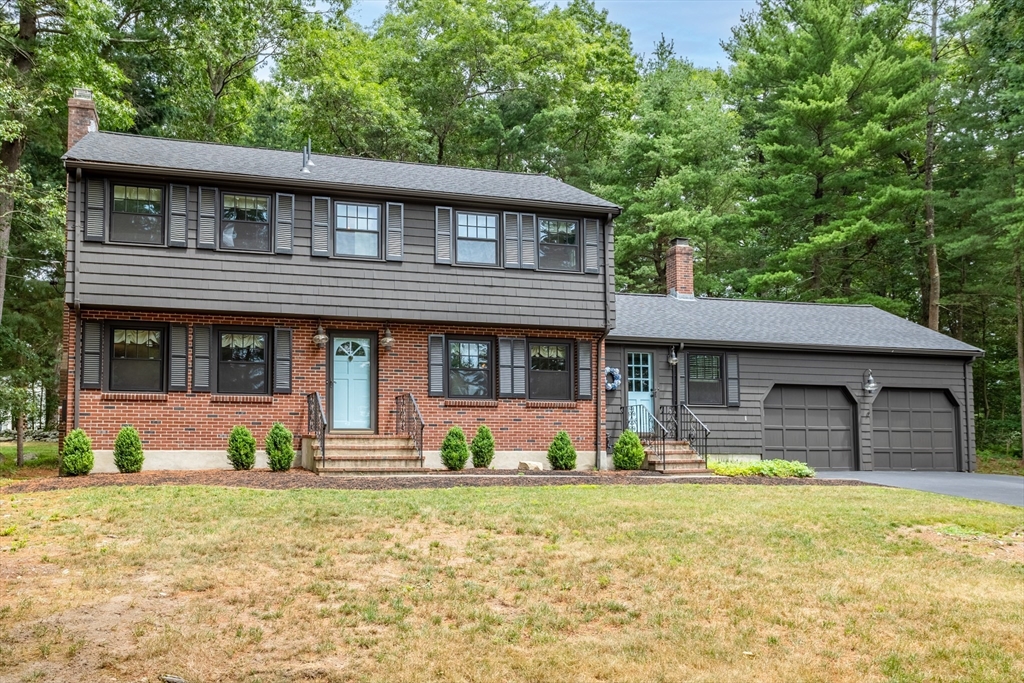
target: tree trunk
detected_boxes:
[924,0,941,331]
[15,412,24,467]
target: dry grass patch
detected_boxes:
[0,484,1021,682]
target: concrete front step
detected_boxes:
[646,458,708,473]
[317,467,429,477]
[323,436,416,448]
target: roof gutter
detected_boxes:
[605,336,984,359]
[62,159,623,217]
[72,168,82,431]
[594,212,615,470]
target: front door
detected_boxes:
[627,351,655,415]
[331,335,372,430]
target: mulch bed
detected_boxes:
[1,468,876,494]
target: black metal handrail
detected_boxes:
[395,393,425,466]
[306,392,327,468]
[659,403,710,462]
[624,403,668,470]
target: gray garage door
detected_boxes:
[764,385,855,470]
[872,389,957,471]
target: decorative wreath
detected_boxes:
[604,367,622,391]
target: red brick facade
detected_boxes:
[62,308,605,461]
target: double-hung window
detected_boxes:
[335,202,380,258]
[528,342,572,400]
[448,338,492,398]
[538,218,579,272]
[455,212,498,266]
[687,353,724,405]
[218,331,269,394]
[221,194,270,252]
[111,185,164,245]
[110,326,164,392]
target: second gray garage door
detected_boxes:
[872,389,958,471]
[763,385,855,470]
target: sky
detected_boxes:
[347,0,760,68]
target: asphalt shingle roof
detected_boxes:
[611,294,982,357]
[63,132,619,212]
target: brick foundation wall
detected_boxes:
[63,308,605,463]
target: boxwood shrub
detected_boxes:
[547,430,577,470]
[265,422,295,472]
[227,425,257,471]
[440,426,469,470]
[613,430,646,470]
[61,429,94,476]
[113,425,145,473]
[470,424,495,468]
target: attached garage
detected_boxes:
[872,389,958,471]
[763,385,855,470]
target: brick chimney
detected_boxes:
[666,237,694,299]
[67,88,98,150]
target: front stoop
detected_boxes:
[313,435,426,476]
[646,441,710,475]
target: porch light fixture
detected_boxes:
[380,327,396,351]
[312,323,328,349]
[668,347,679,366]
[862,369,879,393]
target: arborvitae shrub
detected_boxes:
[470,425,495,468]
[227,425,257,470]
[613,430,646,470]
[547,431,577,470]
[440,426,469,470]
[61,429,94,476]
[113,425,145,473]
[265,422,295,472]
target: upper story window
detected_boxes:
[688,353,723,405]
[448,338,492,398]
[335,202,380,258]
[221,194,270,252]
[111,185,164,245]
[218,331,269,394]
[456,212,498,266]
[110,326,164,392]
[528,342,572,400]
[538,218,578,272]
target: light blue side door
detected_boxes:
[331,336,371,430]
[627,352,655,415]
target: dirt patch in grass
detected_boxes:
[893,525,1024,563]
[0,467,878,494]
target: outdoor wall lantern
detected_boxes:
[312,323,328,349]
[668,347,679,366]
[862,369,879,393]
[380,327,396,351]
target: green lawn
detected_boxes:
[0,483,1021,682]
[0,441,59,481]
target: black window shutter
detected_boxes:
[168,184,188,248]
[192,325,212,392]
[678,352,687,406]
[512,338,527,397]
[520,214,537,269]
[435,207,453,264]
[583,218,600,274]
[577,340,593,400]
[275,193,294,254]
[726,353,740,407]
[311,196,330,257]
[498,337,514,397]
[503,212,520,268]
[168,325,188,391]
[85,178,105,242]
[197,187,217,249]
[274,328,292,394]
[385,202,404,261]
[428,334,445,396]
[80,320,102,389]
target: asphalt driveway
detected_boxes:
[823,471,1024,507]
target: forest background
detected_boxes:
[0,0,1021,460]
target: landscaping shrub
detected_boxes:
[708,459,815,478]
[227,425,257,470]
[113,425,144,473]
[60,428,94,476]
[440,426,469,470]
[613,430,646,470]
[547,430,577,470]
[470,424,495,468]
[265,422,295,472]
